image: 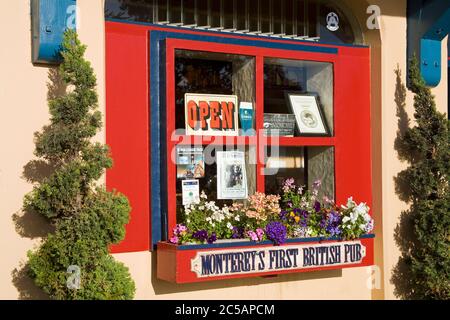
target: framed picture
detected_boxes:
[216,151,248,200]
[285,92,330,136]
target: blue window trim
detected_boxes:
[148,28,364,249]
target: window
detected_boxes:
[165,40,339,232]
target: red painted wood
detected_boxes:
[105,23,150,253]
[256,56,265,193]
[334,47,372,208]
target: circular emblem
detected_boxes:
[300,111,318,128]
[326,12,339,32]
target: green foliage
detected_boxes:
[395,56,450,299]
[25,29,135,299]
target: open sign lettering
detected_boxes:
[184,94,239,136]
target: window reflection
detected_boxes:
[175,50,255,131]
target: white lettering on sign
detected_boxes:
[190,240,366,278]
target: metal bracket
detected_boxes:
[407,0,450,87]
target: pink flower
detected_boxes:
[256,228,265,241]
[247,231,259,241]
[169,236,179,244]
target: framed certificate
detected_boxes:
[285,92,330,136]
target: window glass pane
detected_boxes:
[183,0,196,24]
[236,0,248,31]
[295,0,306,36]
[176,146,257,217]
[264,146,335,200]
[284,0,294,36]
[248,0,260,32]
[223,0,234,29]
[196,0,209,26]
[264,146,306,195]
[307,0,318,37]
[157,0,169,22]
[169,0,182,23]
[272,0,283,34]
[264,58,334,135]
[210,0,221,28]
[105,0,154,22]
[175,50,256,131]
[260,0,271,33]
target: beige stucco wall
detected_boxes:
[0,0,447,300]
[0,0,105,299]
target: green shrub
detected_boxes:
[395,57,450,299]
[25,29,135,299]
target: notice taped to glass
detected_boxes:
[176,146,205,179]
[216,151,248,199]
[263,113,296,136]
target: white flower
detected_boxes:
[211,211,225,222]
[222,206,232,218]
[354,203,369,216]
[227,222,233,230]
[186,219,190,223]
[234,215,240,222]
[342,197,356,210]
[342,216,350,224]
[211,223,215,228]
[200,191,207,199]
[206,217,211,222]
[199,205,205,211]
[185,208,191,216]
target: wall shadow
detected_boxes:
[11,263,49,300]
[390,66,420,300]
[150,251,342,296]
[11,67,64,299]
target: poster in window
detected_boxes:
[216,151,248,199]
[184,93,239,136]
[286,92,329,136]
[176,146,205,179]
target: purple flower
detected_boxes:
[265,221,287,245]
[314,201,321,212]
[282,178,295,193]
[207,232,217,244]
[279,210,288,220]
[324,211,342,237]
[193,230,208,242]
[232,227,244,239]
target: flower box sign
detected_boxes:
[184,93,239,136]
[191,240,365,278]
[156,235,374,283]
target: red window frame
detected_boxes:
[165,38,352,234]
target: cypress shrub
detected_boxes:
[25,30,135,300]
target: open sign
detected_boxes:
[184,93,239,136]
